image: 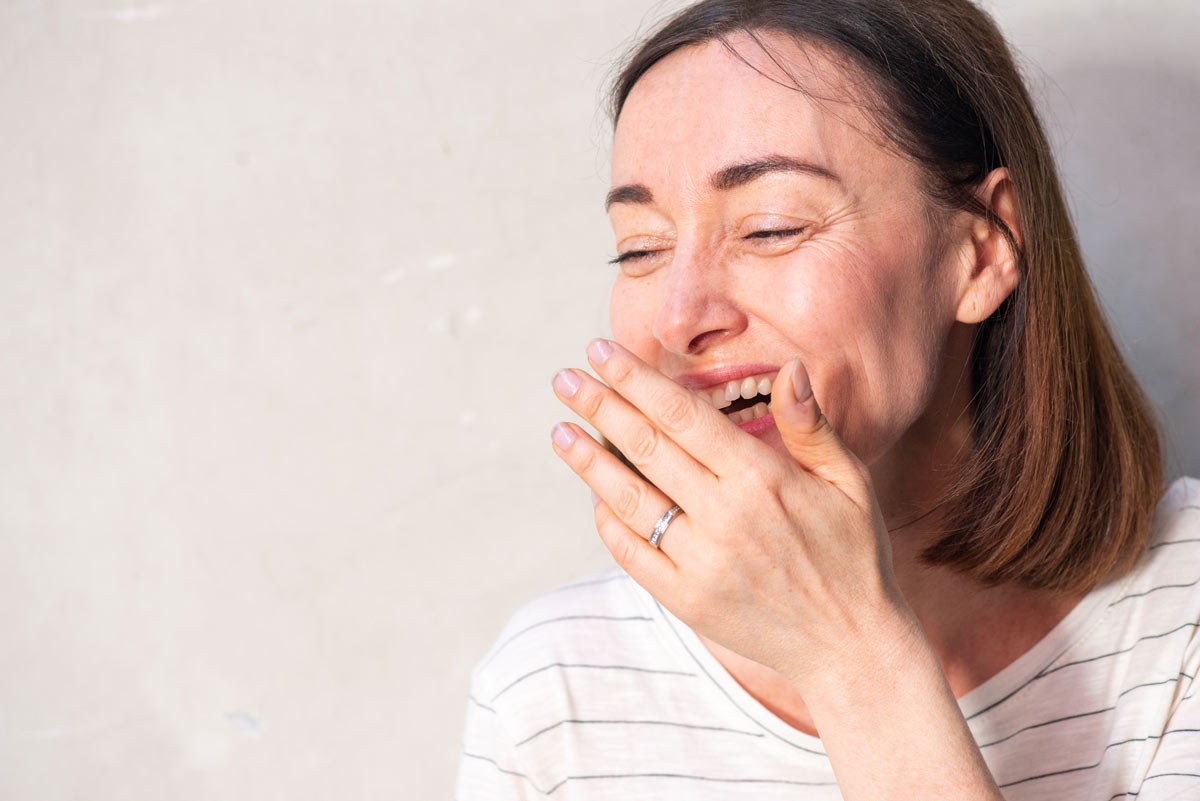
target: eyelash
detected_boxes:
[609,228,806,265]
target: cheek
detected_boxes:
[609,276,658,357]
[768,238,951,462]
[767,236,902,356]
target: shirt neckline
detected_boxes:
[627,542,1153,748]
[953,572,1127,719]
[957,476,1191,718]
[626,477,1190,745]
[632,584,829,753]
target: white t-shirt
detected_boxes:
[457,477,1200,800]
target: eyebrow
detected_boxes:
[605,155,840,211]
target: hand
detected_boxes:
[550,338,914,688]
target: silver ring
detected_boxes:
[649,504,683,549]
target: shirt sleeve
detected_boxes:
[454,686,539,800]
[1134,624,1200,800]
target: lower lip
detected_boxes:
[734,411,776,436]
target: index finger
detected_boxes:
[585,338,775,478]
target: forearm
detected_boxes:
[796,610,1004,801]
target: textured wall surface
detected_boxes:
[0,0,1196,798]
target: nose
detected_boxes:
[651,244,747,356]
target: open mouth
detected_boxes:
[700,375,774,425]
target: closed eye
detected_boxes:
[744,227,805,240]
[611,228,804,264]
[608,250,658,265]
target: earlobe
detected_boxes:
[954,168,1022,324]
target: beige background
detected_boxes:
[0,0,1197,797]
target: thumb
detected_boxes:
[773,357,869,498]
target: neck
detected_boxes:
[864,320,1083,690]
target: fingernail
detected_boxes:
[590,490,602,507]
[551,422,576,449]
[791,357,812,403]
[587,338,613,365]
[552,369,581,398]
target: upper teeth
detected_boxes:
[706,376,773,410]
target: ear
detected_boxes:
[953,168,1022,324]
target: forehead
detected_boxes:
[611,34,893,190]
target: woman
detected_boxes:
[457,1,1199,798]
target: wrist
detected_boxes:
[795,600,932,705]
[792,606,1003,801]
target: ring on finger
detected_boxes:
[649,504,683,549]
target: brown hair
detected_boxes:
[608,0,1164,593]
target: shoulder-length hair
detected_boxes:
[607,0,1164,594]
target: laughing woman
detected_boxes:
[456,1,1200,799]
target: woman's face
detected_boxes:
[607,34,969,473]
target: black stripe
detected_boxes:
[491,663,695,702]
[1102,728,1200,754]
[999,756,1110,788]
[1035,623,1200,679]
[1143,771,1200,782]
[968,622,1200,720]
[468,695,496,714]
[999,735,1200,789]
[468,733,837,795]
[515,718,765,747]
[979,706,1112,749]
[461,751,550,794]
[1117,674,1192,699]
[980,674,1191,749]
[482,615,653,667]
[965,665,1065,721]
[1144,771,1200,779]
[1110,576,1200,606]
[1106,771,1200,800]
[653,598,828,757]
[545,773,838,794]
[1182,505,1200,511]
[1148,537,1200,551]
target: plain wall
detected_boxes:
[0,0,1196,797]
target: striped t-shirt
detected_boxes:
[457,477,1200,799]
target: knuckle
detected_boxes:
[694,550,728,590]
[610,533,641,570]
[607,359,636,388]
[656,390,697,432]
[625,423,660,466]
[575,447,600,478]
[738,458,774,489]
[615,481,646,521]
[594,507,633,563]
[580,388,606,421]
